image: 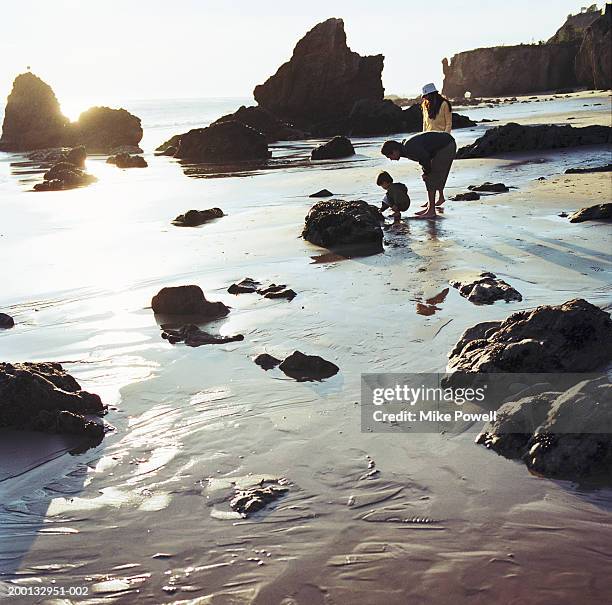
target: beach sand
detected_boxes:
[0,93,611,603]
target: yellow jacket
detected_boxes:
[422,101,452,133]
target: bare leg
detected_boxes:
[413,189,437,218]
[436,189,445,206]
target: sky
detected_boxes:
[1,0,604,116]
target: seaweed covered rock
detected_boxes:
[230,480,289,516]
[161,324,244,346]
[476,377,612,480]
[168,121,270,162]
[311,136,355,160]
[278,351,339,381]
[456,123,612,158]
[451,191,480,201]
[0,362,106,438]
[450,272,522,305]
[569,203,612,223]
[303,199,383,251]
[76,106,143,153]
[448,299,612,374]
[106,153,148,168]
[172,208,224,227]
[33,161,97,191]
[151,285,229,317]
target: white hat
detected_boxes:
[422,83,438,95]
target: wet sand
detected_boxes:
[0,93,611,604]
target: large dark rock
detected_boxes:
[278,351,339,381]
[448,299,612,374]
[450,272,522,305]
[311,136,355,160]
[254,353,282,370]
[576,5,612,89]
[151,285,229,317]
[0,72,70,151]
[568,203,612,223]
[76,107,143,153]
[456,123,612,158]
[253,18,384,125]
[212,105,305,142]
[106,153,147,168]
[172,208,224,227]
[0,313,15,329]
[468,182,510,193]
[0,72,143,153]
[347,99,407,136]
[167,121,270,162]
[33,161,97,192]
[476,377,612,480]
[302,199,383,251]
[0,362,106,438]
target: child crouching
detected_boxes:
[376,171,410,224]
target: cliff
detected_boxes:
[576,4,612,89]
[548,5,601,43]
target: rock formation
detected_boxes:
[33,160,97,192]
[0,72,143,153]
[0,313,15,329]
[447,299,612,375]
[451,192,480,201]
[568,203,612,223]
[212,105,305,142]
[575,4,612,89]
[172,208,224,227]
[253,18,384,125]
[230,480,289,516]
[450,272,522,305]
[311,136,355,160]
[565,163,612,174]
[468,182,510,193]
[151,285,229,317]
[158,121,270,162]
[302,199,384,252]
[456,123,611,158]
[310,189,334,198]
[0,362,106,438]
[476,377,612,480]
[106,153,148,168]
[278,351,339,381]
[227,279,296,301]
[254,353,282,370]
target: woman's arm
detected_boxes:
[443,101,452,133]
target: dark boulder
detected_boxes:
[230,480,289,516]
[228,278,261,294]
[568,203,612,223]
[106,153,148,168]
[303,199,383,251]
[172,208,224,227]
[65,145,86,168]
[258,284,297,301]
[310,189,334,198]
[347,99,406,136]
[565,163,612,174]
[452,113,477,129]
[151,285,229,317]
[468,182,510,193]
[155,134,181,155]
[457,123,612,159]
[0,362,106,438]
[253,18,384,125]
[450,272,522,305]
[75,106,143,153]
[476,377,612,480]
[33,161,97,191]
[311,136,355,160]
[254,353,282,370]
[161,324,244,346]
[279,351,339,381]
[0,313,15,329]
[212,105,305,142]
[171,121,270,162]
[451,191,480,201]
[447,299,612,375]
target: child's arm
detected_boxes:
[380,193,390,212]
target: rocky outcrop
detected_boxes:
[151,285,229,317]
[161,324,244,346]
[278,351,339,381]
[172,208,224,227]
[0,313,15,329]
[106,153,147,168]
[575,5,612,89]
[0,362,106,438]
[468,182,510,193]
[476,377,612,480]
[0,72,143,153]
[448,299,612,374]
[565,163,612,174]
[159,121,270,162]
[568,203,612,223]
[547,5,601,43]
[303,199,384,252]
[456,123,611,158]
[254,18,384,125]
[346,99,407,136]
[33,161,97,192]
[311,136,355,160]
[450,272,522,305]
[212,105,305,142]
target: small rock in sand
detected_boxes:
[558,211,569,217]
[309,188,334,198]
[0,313,15,329]
[451,191,480,201]
[151,285,229,317]
[230,481,289,516]
[311,136,355,160]
[106,153,147,168]
[279,351,339,381]
[568,203,612,223]
[468,182,510,193]
[172,208,224,227]
[228,277,261,294]
[258,284,297,301]
[161,324,244,347]
[254,353,282,370]
[565,163,612,174]
[450,272,522,305]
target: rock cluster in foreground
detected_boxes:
[448,299,612,374]
[254,351,339,380]
[0,362,106,438]
[33,159,97,192]
[303,199,384,252]
[476,377,612,480]
[569,203,612,223]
